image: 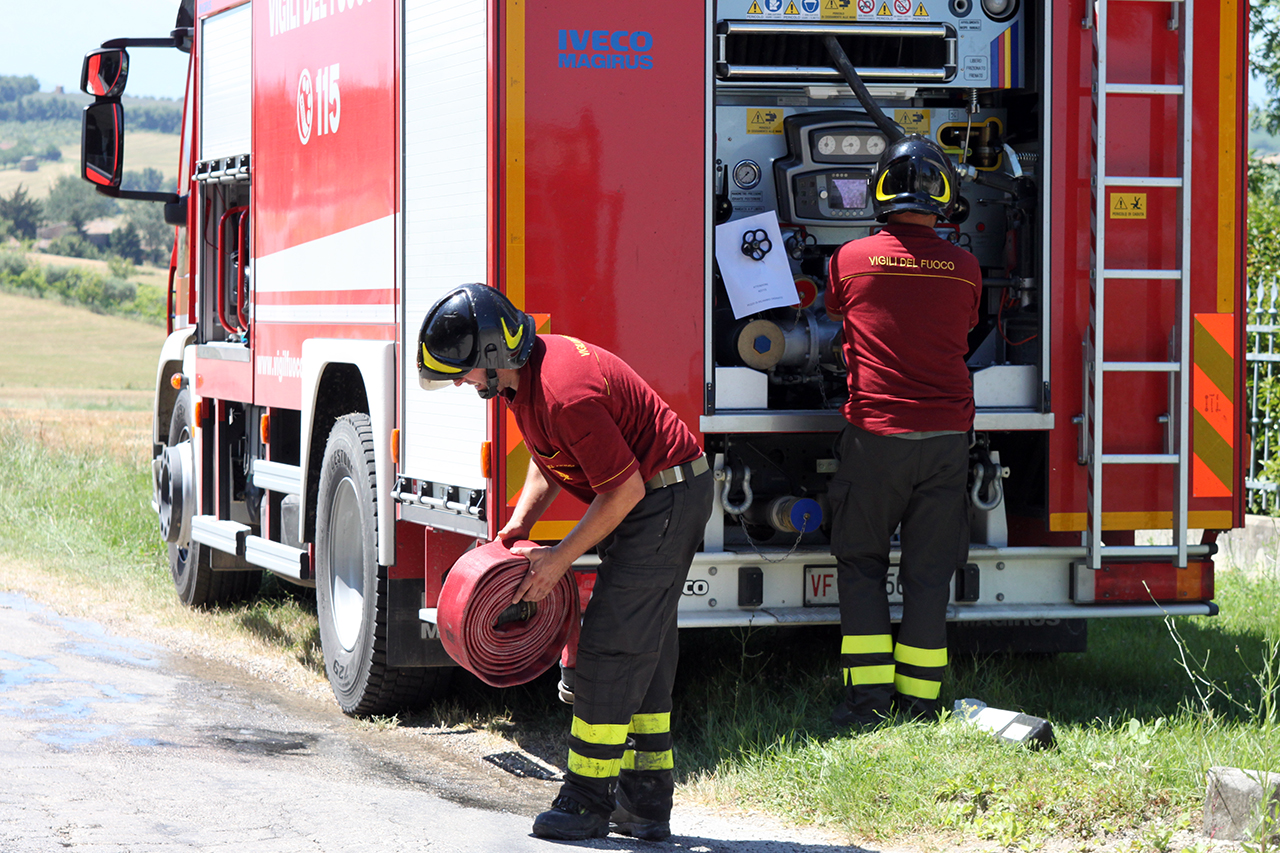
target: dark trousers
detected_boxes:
[560,470,714,819]
[828,424,969,719]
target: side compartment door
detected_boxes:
[399,0,491,537]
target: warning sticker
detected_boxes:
[877,2,892,14]
[896,109,930,134]
[755,0,821,17]
[914,1,929,14]
[747,108,785,135]
[1109,192,1147,220]
[824,0,860,18]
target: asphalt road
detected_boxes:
[0,590,861,853]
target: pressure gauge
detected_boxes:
[842,135,861,155]
[865,135,887,156]
[817,135,837,155]
[732,159,762,190]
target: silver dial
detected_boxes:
[732,159,762,190]
[817,135,837,155]
[866,135,887,155]
[842,135,861,155]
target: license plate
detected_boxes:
[804,566,903,605]
[804,565,839,605]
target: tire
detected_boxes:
[164,390,261,607]
[315,413,450,715]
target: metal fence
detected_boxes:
[1248,274,1280,514]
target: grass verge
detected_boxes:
[1,420,1276,850]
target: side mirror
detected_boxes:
[82,100,123,188]
[81,48,129,98]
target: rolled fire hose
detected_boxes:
[436,539,580,688]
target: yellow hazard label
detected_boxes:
[1109,192,1147,220]
[785,0,800,12]
[747,0,763,12]
[914,2,929,14]
[747,108,785,134]
[822,0,858,17]
[896,109,929,134]
[877,2,892,14]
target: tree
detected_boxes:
[0,75,38,104]
[124,200,173,265]
[122,168,169,193]
[44,174,117,233]
[1254,0,1280,134]
[0,185,43,240]
[109,221,144,265]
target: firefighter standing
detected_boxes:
[824,135,980,727]
[416,284,713,841]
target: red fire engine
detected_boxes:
[79,0,1246,714]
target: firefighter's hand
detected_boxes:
[510,544,571,604]
[497,519,531,544]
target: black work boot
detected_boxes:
[893,695,940,723]
[830,699,893,731]
[610,800,671,841]
[532,794,609,840]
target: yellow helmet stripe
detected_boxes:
[501,317,524,351]
[930,172,951,204]
[420,342,463,375]
[875,170,894,203]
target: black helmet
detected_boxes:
[417,283,536,398]
[871,134,959,221]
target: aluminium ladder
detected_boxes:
[1083,0,1193,569]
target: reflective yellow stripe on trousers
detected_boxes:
[621,749,674,771]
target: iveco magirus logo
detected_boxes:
[557,29,654,70]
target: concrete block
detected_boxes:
[1203,765,1280,842]
[1215,515,1280,578]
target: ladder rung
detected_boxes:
[1103,83,1184,97]
[1096,545,1185,559]
[1100,269,1184,280]
[1100,175,1183,188]
[1099,453,1179,465]
[1100,361,1181,372]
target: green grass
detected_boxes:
[3,417,1279,849]
[0,419,324,682]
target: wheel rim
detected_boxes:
[327,475,365,653]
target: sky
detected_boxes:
[0,0,188,100]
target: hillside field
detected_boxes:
[0,131,180,200]
[0,290,163,458]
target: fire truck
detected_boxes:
[78,0,1246,715]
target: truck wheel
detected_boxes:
[315,413,448,715]
[163,390,261,607]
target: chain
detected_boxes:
[738,512,811,564]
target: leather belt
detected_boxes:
[645,454,709,490]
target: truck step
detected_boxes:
[244,535,311,582]
[190,516,250,556]
[251,460,303,495]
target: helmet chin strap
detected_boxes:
[477,369,500,400]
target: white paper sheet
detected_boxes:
[714,211,799,319]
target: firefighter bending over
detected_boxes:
[417,284,713,841]
[824,135,980,727]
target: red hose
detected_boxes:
[436,539,579,688]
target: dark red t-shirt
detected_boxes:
[505,335,703,505]
[826,221,982,434]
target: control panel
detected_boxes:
[774,112,887,226]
